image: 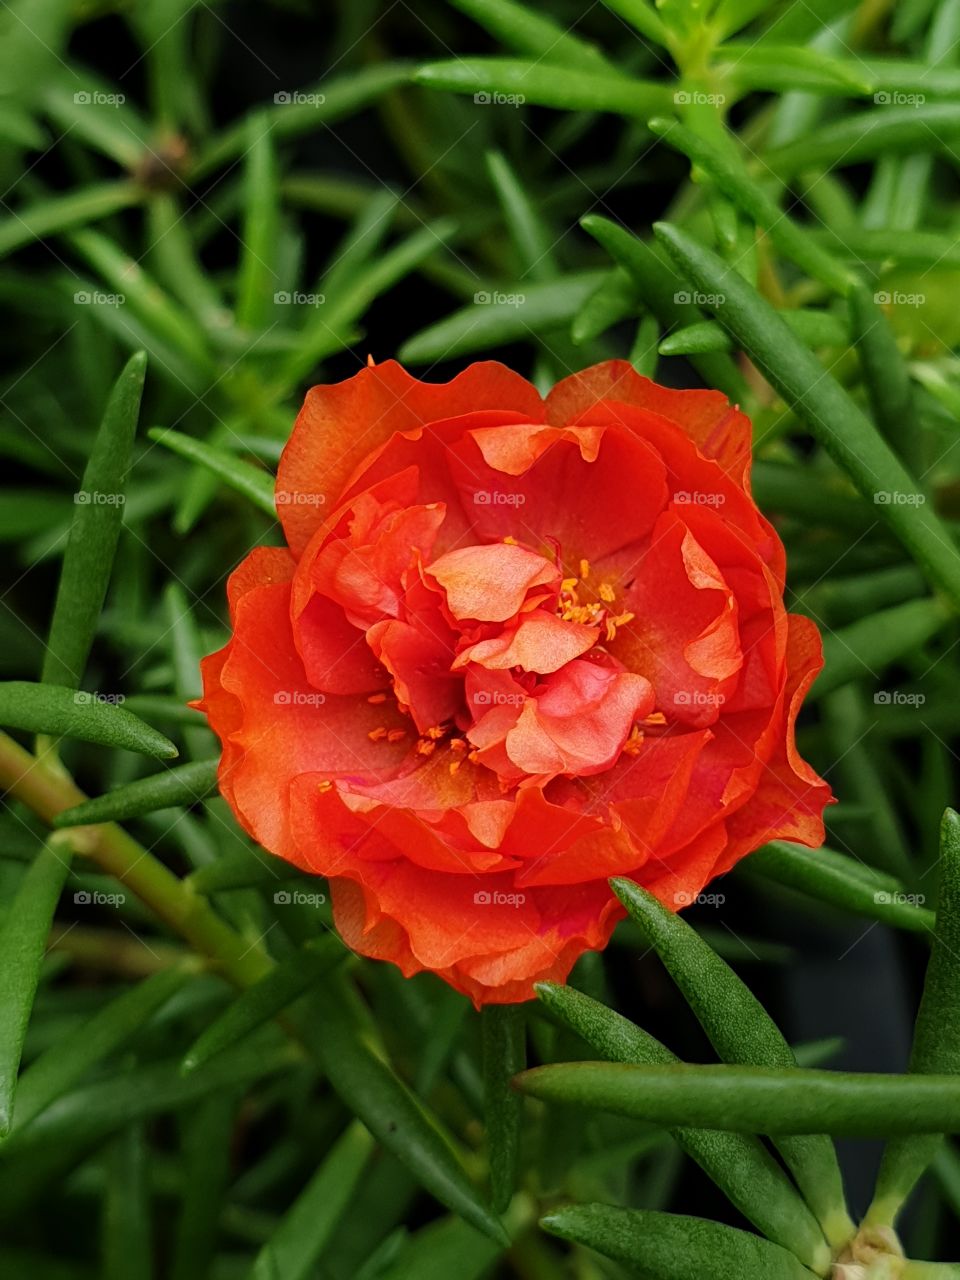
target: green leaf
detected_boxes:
[170,1095,236,1280]
[372,1216,505,1280]
[0,682,177,760]
[652,221,960,611]
[297,977,508,1245]
[10,967,191,1134]
[715,44,874,94]
[236,112,279,331]
[765,103,960,176]
[397,272,604,364]
[611,879,852,1246]
[599,0,669,44]
[41,351,146,690]
[744,841,935,935]
[0,181,142,260]
[181,937,344,1074]
[659,309,848,356]
[147,428,276,519]
[541,1204,816,1280]
[193,63,413,179]
[446,0,612,70]
[516,1061,960,1137]
[250,1122,374,1280]
[102,1126,153,1280]
[414,58,672,116]
[868,810,960,1225]
[53,759,219,828]
[485,150,557,281]
[848,283,921,471]
[813,598,949,698]
[571,269,638,345]
[481,1004,525,1214]
[647,117,857,296]
[187,847,296,895]
[0,835,72,1136]
[535,983,831,1270]
[579,216,748,401]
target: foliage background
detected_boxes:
[2,0,960,1276]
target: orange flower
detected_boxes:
[197,360,831,1005]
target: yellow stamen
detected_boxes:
[317,779,333,792]
[599,582,616,604]
[503,535,518,545]
[416,738,437,757]
[367,692,388,704]
[449,759,462,775]
[387,728,407,743]
[425,725,445,740]
[579,558,590,580]
[368,726,388,742]
[643,711,667,726]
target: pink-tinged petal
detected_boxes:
[366,616,460,733]
[455,609,599,674]
[469,421,603,474]
[426,542,560,623]
[277,361,544,555]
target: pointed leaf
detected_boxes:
[250,1122,374,1280]
[11,967,191,1133]
[0,181,142,260]
[415,58,672,116]
[536,982,830,1269]
[541,1204,816,1280]
[0,682,177,759]
[447,0,612,70]
[147,428,276,518]
[869,810,960,1225]
[54,759,218,828]
[0,835,72,1136]
[41,351,146,690]
[612,878,852,1245]
[517,1061,960,1136]
[297,978,507,1244]
[482,1004,525,1214]
[182,937,344,1074]
[745,841,934,935]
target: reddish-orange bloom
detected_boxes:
[198,360,831,1005]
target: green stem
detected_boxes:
[0,730,270,989]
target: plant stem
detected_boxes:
[0,729,270,989]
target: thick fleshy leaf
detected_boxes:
[0,836,73,1136]
[415,58,672,116]
[868,810,960,1225]
[147,429,276,518]
[54,759,219,828]
[541,1204,816,1280]
[0,682,177,760]
[611,879,852,1245]
[536,982,831,1269]
[482,1004,525,1214]
[516,1061,960,1136]
[41,351,146,690]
